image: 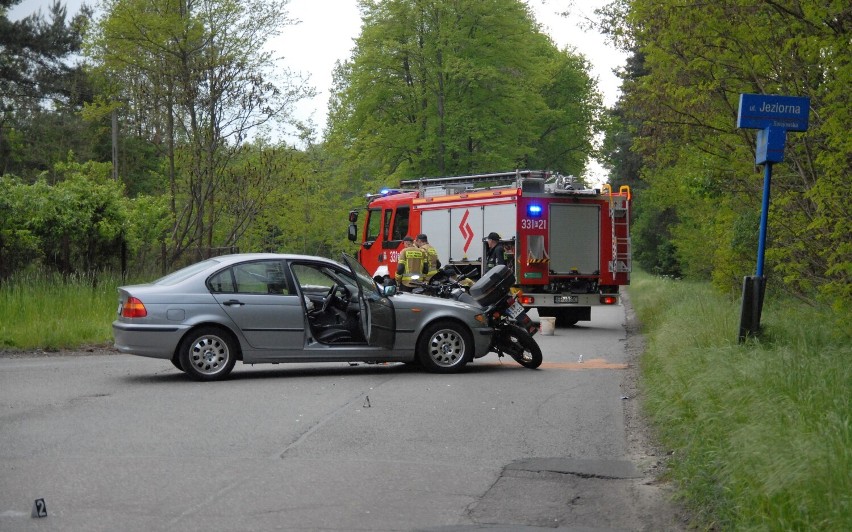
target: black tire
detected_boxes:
[500,325,543,369]
[555,312,580,327]
[178,326,238,381]
[170,356,184,372]
[416,320,472,373]
[539,308,581,327]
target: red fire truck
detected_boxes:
[346,170,631,326]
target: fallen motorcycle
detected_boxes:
[404,265,542,369]
[467,265,542,369]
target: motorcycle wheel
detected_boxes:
[499,325,543,369]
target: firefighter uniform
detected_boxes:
[421,243,440,278]
[395,239,427,290]
[415,234,441,279]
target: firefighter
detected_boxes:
[395,236,427,291]
[485,231,507,272]
[415,233,441,279]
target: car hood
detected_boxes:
[390,292,482,312]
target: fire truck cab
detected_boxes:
[347,170,631,326]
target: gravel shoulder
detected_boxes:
[619,288,691,530]
[0,344,119,359]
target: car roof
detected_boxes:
[211,253,343,265]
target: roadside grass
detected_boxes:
[0,271,123,350]
[629,271,851,530]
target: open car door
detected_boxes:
[342,254,395,349]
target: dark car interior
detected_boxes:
[290,263,367,345]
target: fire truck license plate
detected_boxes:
[506,301,525,318]
[555,295,579,304]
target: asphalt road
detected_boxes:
[0,302,684,531]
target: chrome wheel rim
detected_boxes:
[188,334,230,376]
[427,328,466,367]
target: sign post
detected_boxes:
[736,94,809,342]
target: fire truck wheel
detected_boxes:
[540,308,581,327]
[417,321,472,373]
[556,313,580,327]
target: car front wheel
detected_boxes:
[178,327,238,381]
[417,321,472,373]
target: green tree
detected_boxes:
[326,0,600,184]
[599,0,850,307]
[0,0,95,179]
[86,0,313,266]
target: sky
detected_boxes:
[10,0,627,183]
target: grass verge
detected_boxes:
[629,270,850,530]
[0,271,121,350]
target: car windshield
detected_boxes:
[153,259,221,286]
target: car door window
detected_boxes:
[290,263,336,296]
[208,269,236,293]
[208,261,291,295]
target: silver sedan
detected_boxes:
[113,253,493,381]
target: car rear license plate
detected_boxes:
[506,301,525,318]
[555,295,578,304]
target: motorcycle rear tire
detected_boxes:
[500,325,543,369]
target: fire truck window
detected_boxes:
[382,209,393,240]
[365,209,381,241]
[391,207,410,241]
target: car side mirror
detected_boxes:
[382,284,397,296]
[347,223,357,242]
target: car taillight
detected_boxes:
[122,297,148,318]
[600,295,618,305]
[519,294,534,305]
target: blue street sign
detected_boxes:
[755,127,787,165]
[735,94,810,342]
[737,94,810,131]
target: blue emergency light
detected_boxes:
[527,204,543,216]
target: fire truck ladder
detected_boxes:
[604,185,632,274]
[400,169,549,192]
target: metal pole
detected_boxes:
[755,162,772,276]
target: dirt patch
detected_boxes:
[620,288,692,530]
[0,344,119,359]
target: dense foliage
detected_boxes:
[599,1,850,307]
[326,0,601,186]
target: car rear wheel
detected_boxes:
[417,321,471,373]
[178,327,238,381]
